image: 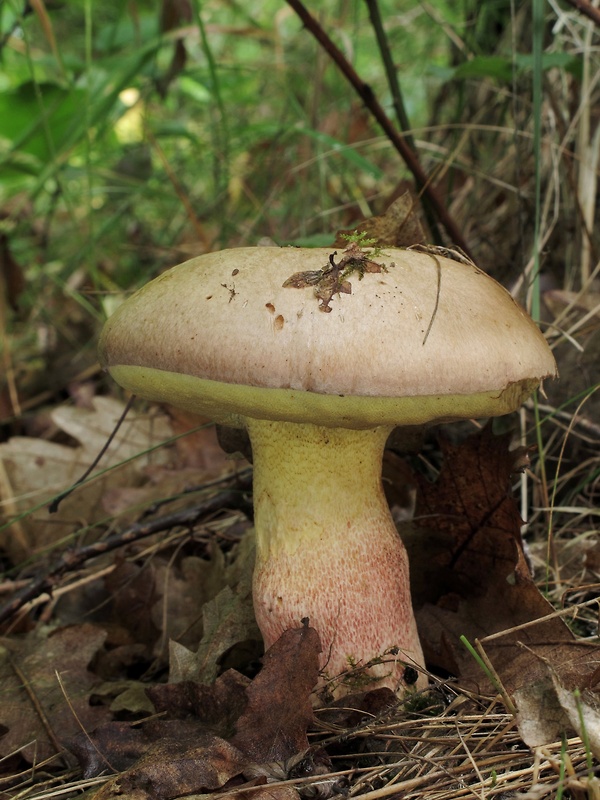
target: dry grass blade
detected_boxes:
[10,702,593,800]
[333,711,592,799]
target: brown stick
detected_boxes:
[0,476,252,627]
[562,0,600,26]
[285,0,472,258]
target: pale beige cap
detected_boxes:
[98,247,557,429]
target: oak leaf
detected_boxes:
[404,426,597,700]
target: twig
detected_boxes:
[285,0,473,258]
[48,395,136,513]
[420,252,441,345]
[0,477,253,626]
[562,0,600,26]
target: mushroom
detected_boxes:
[98,245,557,700]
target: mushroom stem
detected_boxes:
[245,417,426,699]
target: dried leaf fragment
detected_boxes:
[92,728,249,800]
[232,624,321,764]
[168,580,259,685]
[412,425,526,601]
[282,242,389,312]
[334,191,426,248]
[282,270,324,289]
[81,627,322,800]
[515,654,600,756]
[0,397,172,561]
[406,426,587,698]
[0,624,110,763]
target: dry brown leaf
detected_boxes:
[551,671,600,757]
[168,533,259,684]
[411,426,526,601]
[105,560,161,650]
[70,720,157,778]
[150,547,228,653]
[415,550,592,696]
[0,623,110,763]
[97,541,248,674]
[514,675,570,748]
[77,626,321,800]
[91,727,250,800]
[100,406,244,527]
[515,654,600,755]
[232,624,321,764]
[404,426,600,699]
[147,670,250,734]
[72,672,251,780]
[0,397,172,562]
[334,191,426,248]
[166,406,234,472]
[168,583,259,686]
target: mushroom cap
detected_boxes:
[98,246,557,429]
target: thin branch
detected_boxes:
[49,395,136,513]
[286,0,472,258]
[0,477,253,627]
[562,0,600,26]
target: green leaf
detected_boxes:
[453,56,514,83]
[514,52,582,79]
[294,127,383,179]
[179,75,212,104]
[449,52,582,84]
[0,82,88,163]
